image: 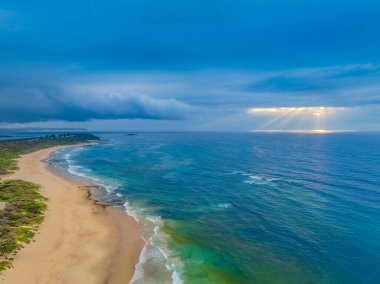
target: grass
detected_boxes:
[0,133,99,271]
[0,180,47,270]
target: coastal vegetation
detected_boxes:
[0,133,99,176]
[0,133,99,270]
[0,180,46,270]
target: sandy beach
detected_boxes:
[0,145,145,284]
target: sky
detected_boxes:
[1,0,380,131]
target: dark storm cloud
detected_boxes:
[0,71,192,123]
[2,64,380,123]
[1,0,380,129]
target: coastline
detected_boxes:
[0,144,145,283]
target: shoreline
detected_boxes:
[0,144,145,283]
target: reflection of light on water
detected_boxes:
[250,129,354,134]
[310,129,334,134]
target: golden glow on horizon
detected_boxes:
[251,129,353,134]
[247,106,348,132]
[247,106,345,116]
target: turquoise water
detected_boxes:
[51,132,380,283]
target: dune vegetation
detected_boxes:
[0,133,99,175]
[0,133,99,270]
[0,180,46,270]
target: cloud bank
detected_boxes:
[1,64,380,130]
[0,76,192,123]
[1,0,380,130]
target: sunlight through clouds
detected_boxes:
[247,107,348,131]
[247,107,347,116]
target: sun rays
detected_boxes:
[247,107,347,131]
[247,107,345,115]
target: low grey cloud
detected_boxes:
[0,76,192,123]
[1,64,380,126]
[239,64,380,107]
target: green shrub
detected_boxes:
[0,180,47,270]
[0,133,99,175]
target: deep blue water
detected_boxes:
[51,132,380,283]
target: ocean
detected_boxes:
[49,132,380,284]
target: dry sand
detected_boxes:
[0,145,145,284]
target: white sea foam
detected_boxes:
[172,270,183,284]
[56,146,121,195]
[233,170,280,185]
[244,175,270,185]
[128,214,184,284]
[123,201,140,222]
[115,195,184,283]
[135,214,184,284]
[155,233,183,284]
[53,147,184,284]
[130,246,148,283]
[146,215,161,224]
[217,203,231,209]
[157,247,183,284]
[231,170,246,175]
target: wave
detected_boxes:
[217,203,231,209]
[123,201,140,223]
[130,246,148,283]
[244,175,271,185]
[52,146,184,284]
[230,170,280,185]
[143,215,183,284]
[60,149,120,193]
